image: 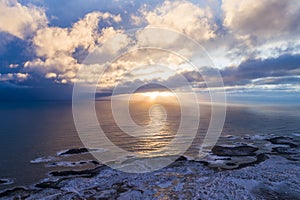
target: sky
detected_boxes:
[0,0,300,103]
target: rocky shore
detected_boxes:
[0,135,299,199]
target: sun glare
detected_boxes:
[141,91,174,100]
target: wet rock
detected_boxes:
[212,145,258,156]
[117,190,145,200]
[175,156,187,161]
[0,179,10,185]
[266,136,298,148]
[58,148,89,156]
[54,191,85,200]
[0,187,34,198]
[225,163,236,166]
[35,180,61,189]
[113,182,129,194]
[203,154,269,170]
[90,160,100,165]
[237,154,269,169]
[271,146,300,161]
[50,166,103,177]
[272,147,299,154]
[92,188,117,199]
[252,183,300,200]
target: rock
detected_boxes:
[94,189,117,199]
[50,166,103,177]
[252,183,300,200]
[35,180,61,189]
[272,147,299,154]
[212,145,258,156]
[0,187,34,198]
[266,136,298,148]
[237,154,269,169]
[225,163,236,166]
[117,190,145,200]
[59,148,89,156]
[175,156,187,161]
[0,179,8,185]
[204,154,269,170]
[0,178,13,185]
[90,160,100,165]
[271,146,300,161]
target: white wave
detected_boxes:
[30,156,58,164]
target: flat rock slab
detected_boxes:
[266,136,298,148]
[212,145,259,156]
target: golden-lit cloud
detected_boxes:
[0,0,48,39]
[24,12,123,84]
[141,0,217,41]
[0,73,29,82]
[0,0,299,95]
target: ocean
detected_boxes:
[0,101,299,198]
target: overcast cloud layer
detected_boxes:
[0,0,299,102]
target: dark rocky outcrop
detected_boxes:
[266,136,298,148]
[50,166,104,177]
[0,179,9,185]
[0,187,34,198]
[58,148,89,156]
[212,145,258,156]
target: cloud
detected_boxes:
[0,0,48,39]
[32,12,120,58]
[131,14,143,26]
[0,73,29,82]
[221,54,300,86]
[222,0,300,43]
[0,0,299,100]
[121,53,300,93]
[89,48,188,90]
[251,76,300,85]
[9,63,19,68]
[24,11,123,84]
[140,0,217,41]
[212,0,300,68]
[45,72,57,79]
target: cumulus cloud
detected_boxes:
[222,0,300,43]
[33,12,120,58]
[0,0,48,39]
[0,73,29,82]
[45,72,57,79]
[131,14,143,26]
[208,0,300,69]
[9,63,19,68]
[24,11,123,84]
[93,48,189,90]
[140,0,217,41]
[1,0,299,97]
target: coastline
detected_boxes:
[1,134,299,199]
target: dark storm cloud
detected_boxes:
[108,53,300,93]
[220,54,300,86]
[138,53,300,90]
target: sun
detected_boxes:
[141,91,174,100]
